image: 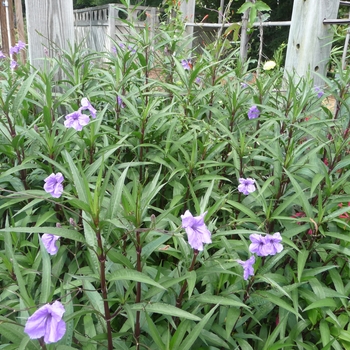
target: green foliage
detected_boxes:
[2,4,350,350]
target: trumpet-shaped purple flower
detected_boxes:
[249,234,267,256]
[181,210,212,251]
[44,173,64,198]
[42,234,60,255]
[181,59,192,70]
[248,105,260,119]
[80,97,96,119]
[64,110,90,131]
[263,232,283,255]
[238,178,256,195]
[0,51,5,59]
[237,255,255,280]
[24,301,66,344]
[249,233,283,256]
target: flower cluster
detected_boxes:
[10,40,26,55]
[0,41,26,69]
[181,210,212,251]
[64,98,96,131]
[24,301,66,344]
[237,233,283,280]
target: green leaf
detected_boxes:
[180,304,219,350]
[297,249,309,283]
[39,239,51,304]
[194,294,249,308]
[255,291,301,318]
[0,226,85,242]
[131,302,201,321]
[12,72,37,114]
[108,269,166,290]
[303,298,337,311]
[145,312,166,350]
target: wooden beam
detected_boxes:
[0,1,9,54]
[25,0,74,72]
[284,0,340,86]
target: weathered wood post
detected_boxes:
[24,0,75,71]
[284,0,340,86]
[180,0,196,48]
[0,0,15,55]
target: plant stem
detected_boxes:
[135,230,142,350]
[175,249,198,318]
[95,221,113,350]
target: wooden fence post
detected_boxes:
[180,0,196,48]
[25,0,75,72]
[14,0,26,62]
[0,0,15,56]
[108,4,116,52]
[284,0,340,86]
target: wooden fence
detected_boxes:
[73,4,160,52]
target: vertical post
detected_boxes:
[284,0,340,86]
[25,0,75,72]
[180,0,195,48]
[14,0,26,62]
[240,0,255,63]
[108,4,116,52]
[0,0,15,56]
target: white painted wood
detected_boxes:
[180,0,196,48]
[284,0,340,86]
[25,0,74,71]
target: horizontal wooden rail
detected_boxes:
[185,21,292,28]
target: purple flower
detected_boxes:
[10,40,26,55]
[237,255,255,280]
[241,82,248,89]
[238,178,256,195]
[44,173,64,198]
[249,233,283,257]
[80,97,96,119]
[64,110,90,131]
[315,86,324,98]
[24,300,66,344]
[249,234,267,256]
[42,234,60,255]
[117,95,125,108]
[0,51,5,59]
[195,77,201,84]
[248,105,260,119]
[10,60,17,70]
[128,45,136,53]
[181,210,212,251]
[181,59,192,70]
[118,42,126,50]
[263,232,283,255]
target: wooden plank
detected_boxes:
[284,0,340,86]
[25,0,74,71]
[0,1,9,54]
[14,0,26,62]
